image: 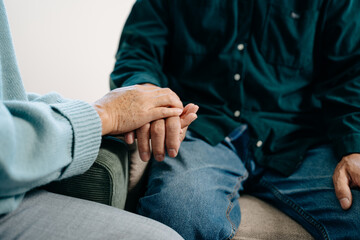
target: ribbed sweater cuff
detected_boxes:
[51,100,102,179]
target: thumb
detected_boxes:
[333,169,352,210]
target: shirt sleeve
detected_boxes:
[110,0,170,89]
[0,93,102,214]
[318,0,360,158]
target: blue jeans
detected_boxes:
[137,125,360,240]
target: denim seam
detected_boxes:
[260,179,330,240]
[225,172,248,240]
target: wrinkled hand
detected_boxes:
[333,153,360,210]
[126,103,198,162]
[92,85,183,135]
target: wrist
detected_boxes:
[92,103,111,136]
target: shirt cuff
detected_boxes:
[333,133,360,159]
[121,73,162,87]
[51,100,102,179]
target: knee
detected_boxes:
[138,173,235,239]
[138,174,199,219]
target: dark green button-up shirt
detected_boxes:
[111,0,360,175]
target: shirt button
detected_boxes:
[237,44,245,51]
[234,74,241,81]
[234,110,241,117]
[256,140,263,148]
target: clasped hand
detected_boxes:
[123,84,198,162]
[125,103,198,161]
[92,84,198,162]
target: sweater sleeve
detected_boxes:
[110,0,170,89]
[0,93,102,214]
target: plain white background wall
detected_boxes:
[4,0,134,103]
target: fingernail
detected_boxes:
[168,149,177,157]
[140,152,150,161]
[340,198,351,209]
[155,154,164,161]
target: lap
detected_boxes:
[140,128,360,239]
[147,131,252,195]
[145,131,247,194]
[250,145,360,239]
[0,189,183,240]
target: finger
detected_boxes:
[180,104,199,129]
[180,113,198,129]
[150,119,166,161]
[182,103,199,115]
[333,167,352,210]
[148,107,183,122]
[124,131,135,144]
[179,126,188,142]
[165,117,181,158]
[136,124,151,162]
[178,104,198,142]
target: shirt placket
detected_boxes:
[232,0,253,121]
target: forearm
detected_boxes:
[0,99,102,198]
[318,0,360,158]
[110,0,169,89]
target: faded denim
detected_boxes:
[138,125,360,240]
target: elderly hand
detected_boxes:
[133,103,198,162]
[333,153,360,210]
[92,85,184,135]
[123,83,198,162]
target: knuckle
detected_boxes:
[166,117,180,127]
[163,87,171,92]
[167,126,179,136]
[169,93,180,102]
[151,142,165,153]
[137,143,146,152]
[332,174,337,182]
[151,121,165,136]
[343,157,350,164]
[160,108,168,117]
[335,187,348,198]
[166,142,179,150]
[166,133,178,142]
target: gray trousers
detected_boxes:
[0,189,183,240]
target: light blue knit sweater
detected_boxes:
[0,1,102,214]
